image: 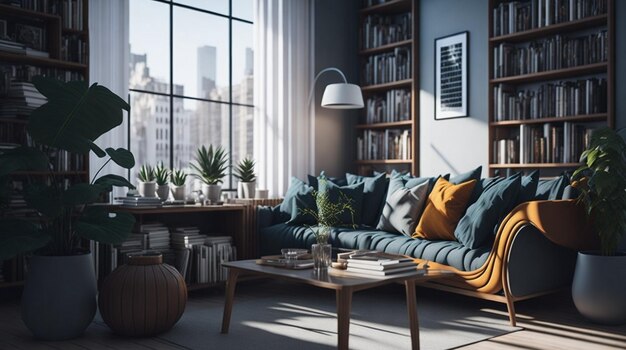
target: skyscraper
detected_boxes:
[197,45,217,98]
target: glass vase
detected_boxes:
[312,243,332,272]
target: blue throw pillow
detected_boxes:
[535,174,568,200]
[449,166,482,185]
[346,172,387,226]
[280,177,311,222]
[288,189,317,225]
[518,170,539,204]
[318,179,364,226]
[454,175,522,249]
[308,171,347,190]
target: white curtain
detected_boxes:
[89,0,130,199]
[253,0,314,198]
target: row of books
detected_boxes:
[60,35,87,63]
[10,0,85,30]
[363,89,411,125]
[345,251,419,277]
[493,31,607,78]
[0,65,84,85]
[493,123,593,164]
[0,39,49,58]
[493,78,607,121]
[361,13,412,50]
[356,129,411,161]
[493,0,608,37]
[362,47,411,86]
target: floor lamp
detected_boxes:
[307,67,364,109]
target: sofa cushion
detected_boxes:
[288,189,317,225]
[449,166,482,185]
[376,180,429,236]
[519,170,539,203]
[346,172,388,227]
[454,175,522,249]
[280,177,312,222]
[413,178,477,241]
[535,174,568,200]
[318,179,364,226]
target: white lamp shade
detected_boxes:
[321,83,364,109]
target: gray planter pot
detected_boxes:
[138,181,156,197]
[202,184,222,204]
[170,185,186,201]
[156,184,170,201]
[237,181,256,199]
[21,252,97,340]
[572,251,626,325]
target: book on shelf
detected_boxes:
[12,0,85,31]
[361,12,411,50]
[364,88,411,124]
[119,196,162,207]
[493,0,608,37]
[362,47,411,86]
[1,64,85,84]
[493,30,607,78]
[357,129,411,161]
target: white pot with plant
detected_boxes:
[571,127,626,325]
[155,162,170,201]
[190,145,228,204]
[138,164,156,197]
[170,169,187,201]
[235,157,256,199]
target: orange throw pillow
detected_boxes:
[413,177,477,240]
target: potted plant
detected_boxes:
[234,157,256,199]
[137,164,156,197]
[154,162,170,201]
[190,145,228,204]
[0,77,136,340]
[170,169,187,201]
[571,127,626,325]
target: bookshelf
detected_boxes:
[0,0,90,289]
[488,0,614,176]
[356,0,419,175]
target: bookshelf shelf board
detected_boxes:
[360,39,413,55]
[0,4,61,19]
[356,120,412,129]
[0,52,88,71]
[12,171,88,176]
[490,114,607,127]
[0,281,25,288]
[355,159,412,165]
[490,14,608,44]
[490,62,607,84]
[361,79,412,92]
[360,0,411,15]
[489,163,581,169]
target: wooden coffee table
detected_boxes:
[220,260,452,350]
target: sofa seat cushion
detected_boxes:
[259,224,491,272]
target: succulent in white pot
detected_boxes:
[190,145,228,204]
[170,168,187,201]
[137,164,156,197]
[154,162,170,201]
[234,157,256,199]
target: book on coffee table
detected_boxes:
[346,264,419,276]
[348,251,414,265]
[256,255,314,269]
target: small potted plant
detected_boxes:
[170,168,187,201]
[190,145,228,204]
[571,127,626,325]
[234,157,256,199]
[138,164,156,197]
[154,162,170,201]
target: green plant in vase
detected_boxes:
[190,145,228,203]
[154,162,170,201]
[137,164,156,197]
[234,157,256,198]
[170,168,188,201]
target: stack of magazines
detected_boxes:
[346,252,418,276]
[119,196,162,207]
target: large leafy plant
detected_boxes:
[190,145,228,185]
[572,127,626,256]
[0,77,136,259]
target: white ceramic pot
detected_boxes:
[202,184,222,204]
[138,182,156,197]
[170,185,186,201]
[156,184,170,201]
[237,181,256,199]
[255,189,269,199]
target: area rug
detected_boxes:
[153,280,520,350]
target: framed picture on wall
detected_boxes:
[434,31,468,120]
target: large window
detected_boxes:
[129,0,254,191]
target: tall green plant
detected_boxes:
[190,145,228,185]
[572,127,626,256]
[0,77,136,259]
[234,158,256,182]
[154,162,170,186]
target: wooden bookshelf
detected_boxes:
[0,0,90,289]
[357,0,418,175]
[488,0,614,176]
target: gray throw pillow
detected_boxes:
[376,180,429,236]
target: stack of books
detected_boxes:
[119,196,162,207]
[140,223,171,250]
[346,252,419,276]
[0,39,49,58]
[171,227,206,249]
[0,81,47,118]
